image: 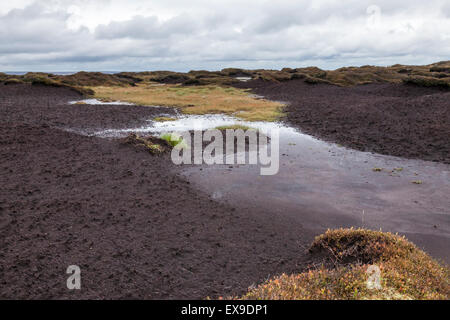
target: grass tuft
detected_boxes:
[122,133,168,154]
[239,228,449,300]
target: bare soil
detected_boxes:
[1,81,448,299]
[0,84,315,299]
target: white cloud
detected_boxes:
[0,0,449,72]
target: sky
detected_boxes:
[1,0,449,72]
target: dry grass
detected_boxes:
[3,78,23,85]
[91,84,285,121]
[239,228,449,300]
[403,76,450,88]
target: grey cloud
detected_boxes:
[0,0,449,72]
[95,14,199,39]
[0,3,90,54]
[443,2,450,17]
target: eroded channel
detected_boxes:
[75,99,450,263]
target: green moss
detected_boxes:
[122,133,167,154]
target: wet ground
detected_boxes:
[96,113,450,263]
[1,83,448,300]
[0,84,316,299]
[180,126,450,263]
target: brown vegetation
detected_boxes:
[91,84,284,121]
[121,133,171,154]
[240,229,449,300]
[2,61,449,93]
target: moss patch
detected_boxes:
[160,132,189,149]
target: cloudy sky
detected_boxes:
[1,0,449,72]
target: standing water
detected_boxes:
[90,111,450,263]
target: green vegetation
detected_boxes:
[411,180,423,185]
[239,228,449,300]
[160,133,189,149]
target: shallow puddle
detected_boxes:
[94,114,304,137]
[235,77,252,82]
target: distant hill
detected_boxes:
[2,61,449,90]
